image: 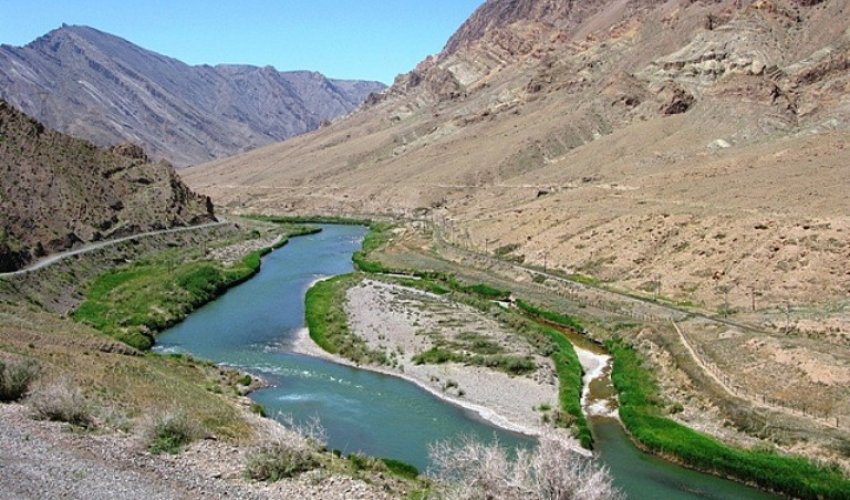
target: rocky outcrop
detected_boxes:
[0,25,385,167]
[0,101,215,272]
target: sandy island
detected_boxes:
[291,278,588,454]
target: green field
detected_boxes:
[74,224,319,350]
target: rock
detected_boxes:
[658,83,695,115]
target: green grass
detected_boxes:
[73,227,313,350]
[568,273,600,286]
[304,274,388,365]
[147,412,197,454]
[380,457,419,480]
[534,322,591,448]
[352,222,394,273]
[515,299,586,334]
[73,255,260,350]
[459,283,510,300]
[608,339,850,499]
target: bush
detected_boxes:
[246,442,319,481]
[429,435,622,500]
[380,457,419,480]
[0,359,39,402]
[28,379,93,427]
[250,403,267,417]
[147,411,198,454]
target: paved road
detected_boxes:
[0,219,229,278]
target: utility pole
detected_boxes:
[655,273,662,299]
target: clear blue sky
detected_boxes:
[0,0,483,84]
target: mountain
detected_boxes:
[0,100,215,272]
[0,25,386,166]
[184,0,850,314]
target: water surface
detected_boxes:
[593,418,777,499]
[155,225,533,471]
[156,224,780,497]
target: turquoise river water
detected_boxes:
[155,224,777,498]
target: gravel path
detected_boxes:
[0,403,397,499]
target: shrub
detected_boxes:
[147,411,199,454]
[0,359,39,402]
[250,403,267,417]
[246,442,319,481]
[428,435,622,500]
[380,457,419,480]
[28,379,93,427]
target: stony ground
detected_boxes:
[0,402,400,499]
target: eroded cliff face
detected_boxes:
[0,100,215,272]
[185,0,850,316]
[0,25,385,167]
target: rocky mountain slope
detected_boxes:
[0,25,385,167]
[0,100,215,272]
[184,0,850,332]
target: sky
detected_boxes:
[0,0,484,84]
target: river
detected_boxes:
[155,224,777,498]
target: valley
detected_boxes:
[2,0,850,498]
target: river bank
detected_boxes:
[291,325,575,446]
[294,272,596,451]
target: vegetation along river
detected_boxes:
[155,224,778,498]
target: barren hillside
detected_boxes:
[0,25,385,166]
[0,100,215,272]
[184,0,850,330]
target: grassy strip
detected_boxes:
[515,299,586,334]
[608,339,850,499]
[352,222,394,273]
[379,457,420,480]
[74,228,316,350]
[74,254,259,350]
[534,322,592,448]
[412,347,537,376]
[304,274,388,365]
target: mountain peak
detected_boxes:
[0,26,385,166]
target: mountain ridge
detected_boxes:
[0,25,386,166]
[185,0,850,318]
[0,100,215,272]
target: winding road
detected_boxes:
[0,219,229,278]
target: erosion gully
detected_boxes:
[155,224,777,498]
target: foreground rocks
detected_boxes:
[0,403,398,499]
